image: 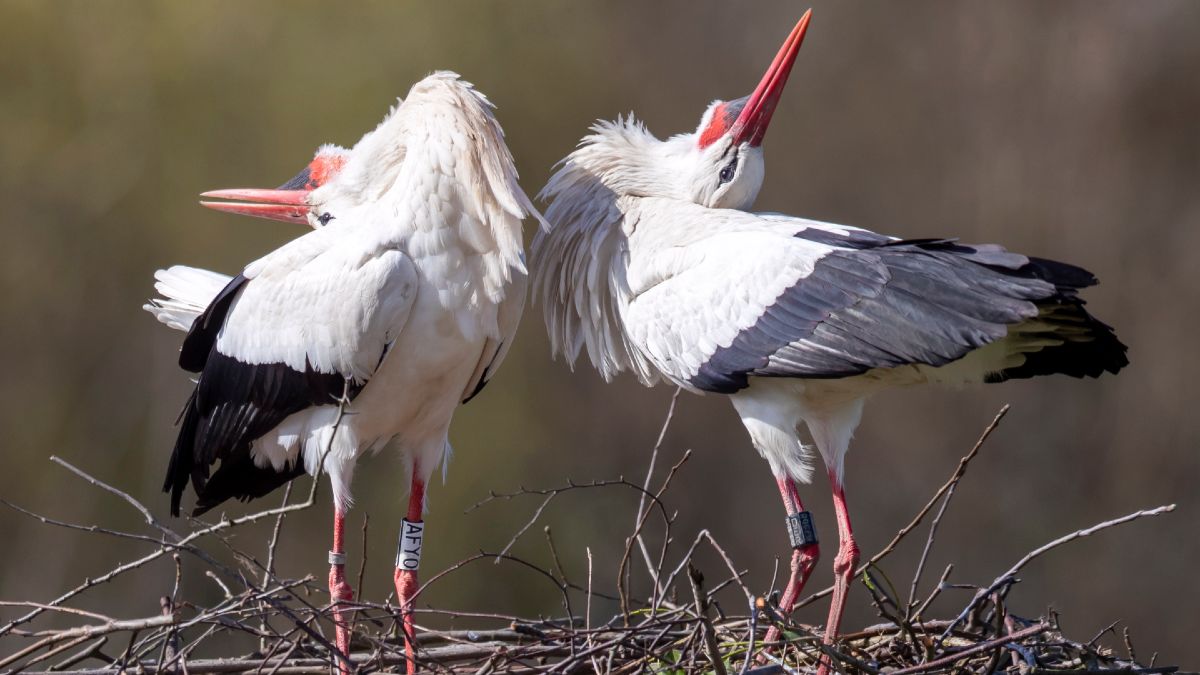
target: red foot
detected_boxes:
[762,542,821,646]
[326,562,352,672]
[395,478,425,674]
[817,537,859,672]
[798,476,860,675]
[328,507,356,674]
[394,568,418,674]
[330,573,355,603]
[329,565,355,674]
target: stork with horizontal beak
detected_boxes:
[530,11,1126,670]
[147,72,541,671]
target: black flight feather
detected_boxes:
[164,276,369,516]
[691,235,1127,393]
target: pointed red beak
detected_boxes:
[199,188,310,224]
[730,9,812,147]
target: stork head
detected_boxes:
[680,10,810,209]
[199,144,349,227]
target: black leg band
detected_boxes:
[785,511,818,548]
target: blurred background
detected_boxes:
[1,0,1197,665]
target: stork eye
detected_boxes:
[317,212,335,226]
[718,157,738,185]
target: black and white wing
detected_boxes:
[624,203,1126,394]
[165,230,418,515]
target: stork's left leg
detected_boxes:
[393,475,426,674]
[817,473,860,675]
[328,508,355,673]
[763,477,820,646]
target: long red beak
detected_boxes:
[199,188,310,224]
[730,9,812,147]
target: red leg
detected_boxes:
[763,477,821,645]
[817,473,860,675]
[393,476,425,674]
[328,508,354,674]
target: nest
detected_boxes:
[0,403,1187,674]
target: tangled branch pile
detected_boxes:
[0,402,1187,674]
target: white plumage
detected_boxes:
[156,72,537,510]
[531,13,1125,672]
[147,71,541,666]
[146,266,231,332]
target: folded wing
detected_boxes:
[165,232,418,515]
[625,210,1126,394]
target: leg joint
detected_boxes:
[833,542,860,576]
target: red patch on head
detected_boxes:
[698,101,731,149]
[306,154,347,190]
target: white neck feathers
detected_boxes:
[531,118,667,384]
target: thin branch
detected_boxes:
[49,456,179,543]
[937,504,1175,643]
[686,564,727,675]
[618,449,692,618]
[470,477,672,564]
[2,397,1187,675]
[263,483,294,585]
[905,477,958,615]
[633,388,681,596]
[796,405,1009,610]
[892,623,1048,674]
[1,383,353,641]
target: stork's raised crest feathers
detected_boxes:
[147,71,541,669]
[531,12,1125,671]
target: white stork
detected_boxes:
[145,72,541,668]
[530,11,1126,669]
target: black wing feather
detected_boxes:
[691,236,1126,394]
[164,277,367,516]
[179,274,247,373]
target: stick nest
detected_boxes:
[1,403,1188,674]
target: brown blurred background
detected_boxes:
[1,0,1197,665]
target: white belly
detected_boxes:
[248,280,493,506]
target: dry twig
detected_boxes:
[1,404,1186,675]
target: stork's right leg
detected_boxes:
[393,475,426,674]
[763,476,820,645]
[328,508,354,673]
[817,476,860,675]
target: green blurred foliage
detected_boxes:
[1,0,1197,664]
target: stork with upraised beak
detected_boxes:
[531,12,1126,670]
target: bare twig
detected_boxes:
[686,564,727,675]
[48,636,108,672]
[543,526,570,587]
[618,449,692,618]
[356,512,370,601]
[470,477,672,564]
[264,483,294,585]
[49,456,179,543]
[912,563,953,621]
[0,615,176,669]
[633,388,681,596]
[938,504,1176,643]
[796,405,1008,610]
[905,476,957,616]
[2,399,1186,675]
[893,623,1048,674]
